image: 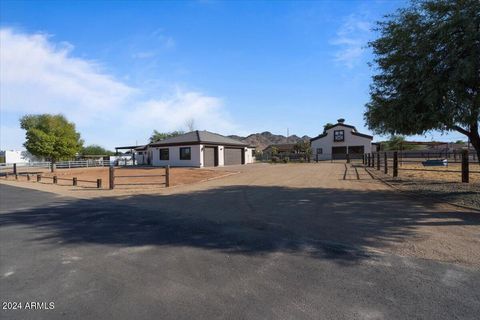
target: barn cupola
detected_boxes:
[337,118,345,124]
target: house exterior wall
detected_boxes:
[311,125,373,160]
[217,146,225,166]
[150,145,202,167]
[245,147,255,164]
[146,144,254,167]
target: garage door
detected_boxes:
[224,148,243,165]
[203,147,217,167]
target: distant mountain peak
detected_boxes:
[228,132,311,150]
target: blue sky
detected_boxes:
[0,0,466,150]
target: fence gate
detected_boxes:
[109,166,170,189]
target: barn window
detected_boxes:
[180,147,191,160]
[316,148,323,154]
[159,148,169,160]
[334,130,344,142]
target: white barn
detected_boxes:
[136,130,255,167]
[310,119,374,160]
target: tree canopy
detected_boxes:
[20,114,83,166]
[149,130,184,143]
[293,140,312,161]
[81,144,114,156]
[365,0,480,159]
[323,123,335,133]
[380,135,419,151]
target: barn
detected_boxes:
[137,130,255,167]
[310,119,375,160]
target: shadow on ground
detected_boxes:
[1,185,479,264]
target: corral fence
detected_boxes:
[108,165,170,189]
[1,160,108,189]
[2,170,103,189]
[0,160,112,176]
[362,150,478,183]
[1,161,171,190]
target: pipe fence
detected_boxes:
[363,150,478,183]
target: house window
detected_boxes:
[180,147,191,160]
[334,130,344,142]
[316,148,323,154]
[159,148,169,160]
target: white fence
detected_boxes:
[0,160,113,174]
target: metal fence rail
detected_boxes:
[363,150,477,183]
[0,160,112,175]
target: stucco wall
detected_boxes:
[146,144,253,167]
[151,145,202,167]
[245,148,255,164]
[311,125,373,160]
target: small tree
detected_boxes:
[149,130,184,143]
[293,140,312,161]
[381,135,419,151]
[20,114,83,171]
[185,118,195,132]
[323,123,335,133]
[81,145,114,156]
[365,0,480,162]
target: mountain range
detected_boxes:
[229,132,311,151]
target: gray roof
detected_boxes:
[149,130,249,147]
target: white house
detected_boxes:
[310,119,374,160]
[135,130,255,167]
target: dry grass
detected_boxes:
[397,161,480,183]
[6,166,234,189]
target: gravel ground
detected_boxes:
[367,168,480,210]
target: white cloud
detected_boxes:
[0,28,237,150]
[0,28,136,125]
[128,88,236,133]
[331,15,372,69]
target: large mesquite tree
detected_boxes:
[365,0,480,161]
[20,114,83,171]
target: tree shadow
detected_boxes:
[0,185,478,265]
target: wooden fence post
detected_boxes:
[393,151,398,178]
[97,179,102,189]
[109,166,115,189]
[13,163,17,175]
[15,174,18,180]
[73,177,77,186]
[346,153,350,163]
[53,176,58,184]
[367,154,371,167]
[165,165,170,187]
[371,153,375,168]
[37,174,42,182]
[376,152,380,170]
[384,152,388,174]
[362,154,365,165]
[27,174,31,181]
[461,150,469,183]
